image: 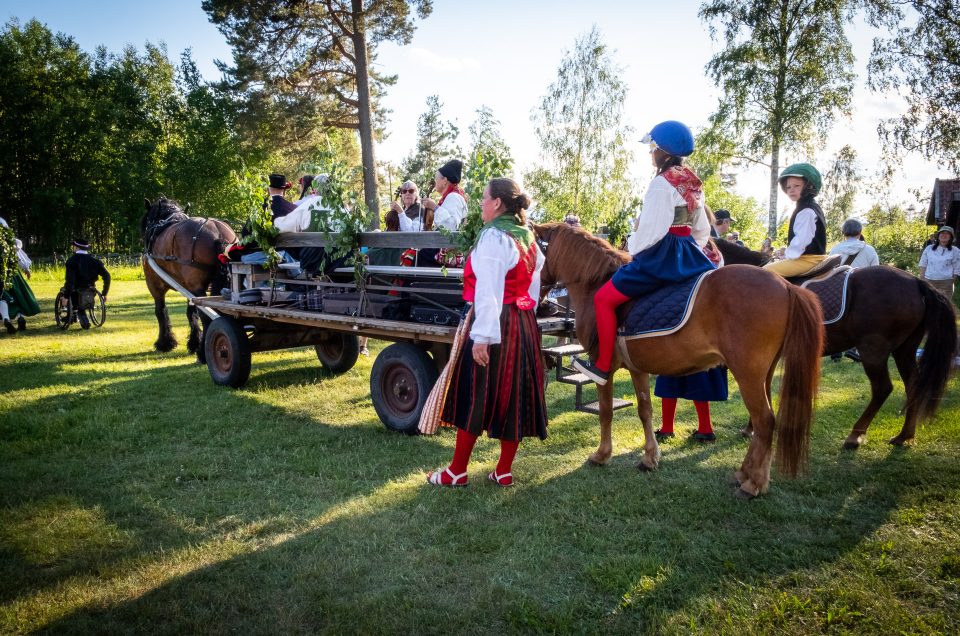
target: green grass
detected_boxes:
[1,279,959,634]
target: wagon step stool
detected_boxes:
[541,343,633,414]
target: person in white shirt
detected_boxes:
[421,159,467,231]
[764,163,828,278]
[427,178,546,488]
[829,219,880,268]
[919,226,960,299]
[390,181,429,232]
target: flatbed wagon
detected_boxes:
[193,231,576,433]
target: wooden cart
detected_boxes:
[193,231,575,433]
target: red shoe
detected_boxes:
[487,471,513,487]
[426,467,468,487]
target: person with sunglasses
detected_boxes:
[572,120,714,386]
[390,181,428,232]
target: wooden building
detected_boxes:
[926,178,960,228]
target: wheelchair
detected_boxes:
[55,286,106,330]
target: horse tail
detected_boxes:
[775,285,824,478]
[910,280,958,421]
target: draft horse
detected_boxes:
[534,223,824,498]
[141,198,236,358]
[716,240,957,449]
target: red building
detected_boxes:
[926,178,960,229]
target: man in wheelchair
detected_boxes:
[62,238,111,329]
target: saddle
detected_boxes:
[784,254,843,285]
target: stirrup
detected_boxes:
[427,467,468,487]
[488,471,513,487]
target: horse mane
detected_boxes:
[141,198,190,250]
[535,222,629,286]
[715,238,770,266]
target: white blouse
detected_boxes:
[919,244,960,281]
[433,192,468,231]
[784,208,818,260]
[274,196,338,233]
[470,228,545,345]
[627,175,710,255]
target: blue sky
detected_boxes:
[1,0,940,215]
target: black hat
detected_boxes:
[714,209,735,223]
[269,173,292,190]
[437,159,463,184]
[73,238,90,249]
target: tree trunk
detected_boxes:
[768,143,780,238]
[351,0,379,229]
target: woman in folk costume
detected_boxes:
[427,178,547,487]
[572,120,714,386]
[0,218,40,334]
[763,163,827,277]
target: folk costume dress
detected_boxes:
[440,214,548,441]
[763,196,828,277]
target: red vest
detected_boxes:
[463,237,538,311]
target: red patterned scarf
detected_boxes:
[438,183,466,206]
[661,165,703,212]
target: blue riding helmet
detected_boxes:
[642,120,695,157]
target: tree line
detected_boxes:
[0,0,955,258]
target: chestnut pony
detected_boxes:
[534,222,824,498]
[715,239,957,449]
[141,198,236,357]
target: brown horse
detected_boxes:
[141,198,236,357]
[716,239,957,449]
[534,222,824,498]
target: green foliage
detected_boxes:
[605,198,639,250]
[865,0,960,173]
[819,145,861,243]
[864,204,929,270]
[237,169,279,270]
[401,95,461,191]
[699,0,857,236]
[525,27,636,231]
[463,106,514,216]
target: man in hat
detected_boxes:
[711,209,734,239]
[268,173,297,220]
[63,239,111,329]
[421,159,467,231]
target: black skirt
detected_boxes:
[441,304,548,441]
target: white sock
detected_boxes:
[0,300,9,322]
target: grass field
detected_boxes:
[1,278,959,634]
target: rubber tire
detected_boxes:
[196,312,212,365]
[370,342,439,434]
[54,291,72,330]
[314,332,361,374]
[204,316,252,388]
[86,290,106,328]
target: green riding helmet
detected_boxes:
[778,163,822,196]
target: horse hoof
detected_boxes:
[636,461,654,472]
[888,436,912,447]
[739,427,753,438]
[154,340,177,353]
[842,439,861,451]
[586,455,609,467]
[734,488,756,501]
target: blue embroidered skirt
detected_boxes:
[654,367,729,402]
[611,232,715,297]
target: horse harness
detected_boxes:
[148,216,236,273]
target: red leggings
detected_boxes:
[593,280,632,372]
[660,398,714,434]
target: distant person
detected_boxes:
[563,214,582,228]
[711,209,733,239]
[0,218,39,334]
[829,219,880,268]
[727,231,745,247]
[919,226,960,299]
[764,163,827,278]
[421,159,467,231]
[63,238,111,329]
[267,173,297,220]
[391,181,428,232]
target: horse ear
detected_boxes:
[144,198,151,211]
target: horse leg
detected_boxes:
[740,364,772,438]
[842,350,894,450]
[733,376,775,498]
[145,265,177,352]
[587,378,615,466]
[629,370,659,471]
[186,289,206,355]
[888,340,922,446]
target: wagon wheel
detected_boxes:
[314,332,361,374]
[370,342,438,434]
[54,291,72,330]
[204,316,251,388]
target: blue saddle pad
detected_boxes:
[618,271,711,338]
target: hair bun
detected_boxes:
[516,193,532,210]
